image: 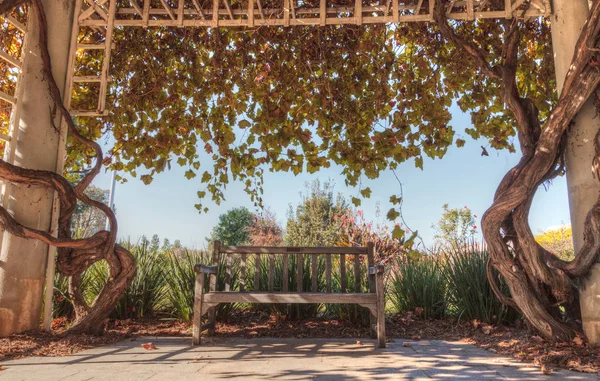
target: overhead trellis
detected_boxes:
[58,0,551,118]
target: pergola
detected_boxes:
[0,0,598,342]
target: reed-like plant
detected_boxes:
[83,240,167,319]
[444,242,519,323]
[390,255,446,319]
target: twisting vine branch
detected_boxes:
[0,0,136,334]
[435,0,600,340]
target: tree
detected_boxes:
[535,225,575,261]
[285,180,346,246]
[211,207,254,246]
[0,0,599,340]
[433,204,477,249]
[248,207,284,246]
[70,185,109,239]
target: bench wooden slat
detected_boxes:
[367,242,376,339]
[220,246,368,254]
[207,240,220,336]
[254,253,261,291]
[340,254,347,292]
[326,254,332,292]
[240,253,247,292]
[204,292,377,304]
[311,253,318,292]
[354,254,361,292]
[269,253,275,291]
[225,254,232,292]
[297,253,303,292]
[282,253,289,292]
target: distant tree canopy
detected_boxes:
[433,204,477,248]
[70,185,109,239]
[211,206,254,246]
[285,180,346,247]
[535,225,574,262]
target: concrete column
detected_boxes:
[551,0,600,343]
[0,0,74,336]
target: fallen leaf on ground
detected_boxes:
[141,343,157,350]
[402,342,411,347]
[573,336,584,346]
[410,335,421,341]
[0,366,6,371]
[356,340,363,345]
[541,364,552,375]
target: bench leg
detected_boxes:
[376,268,386,348]
[369,311,377,339]
[207,306,216,336]
[192,272,205,345]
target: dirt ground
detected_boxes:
[1,312,598,375]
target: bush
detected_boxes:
[390,256,446,319]
[84,239,167,319]
[164,248,238,321]
[445,243,519,323]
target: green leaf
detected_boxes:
[456,138,466,147]
[415,156,423,170]
[390,195,402,205]
[239,119,251,128]
[351,197,361,207]
[360,187,372,198]
[392,225,405,240]
[140,174,153,185]
[387,208,400,221]
[184,169,196,179]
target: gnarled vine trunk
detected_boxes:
[435,0,600,340]
[0,0,135,334]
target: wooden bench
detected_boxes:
[192,241,386,347]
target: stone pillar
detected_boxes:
[551,0,600,344]
[0,0,74,336]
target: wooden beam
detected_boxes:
[178,0,185,26]
[284,0,290,26]
[248,0,254,26]
[79,0,109,23]
[5,15,26,33]
[0,50,20,68]
[393,0,398,22]
[191,0,206,19]
[320,0,326,26]
[355,0,362,24]
[97,0,116,113]
[466,0,474,19]
[213,0,219,26]
[222,0,235,20]
[0,91,16,105]
[143,0,150,27]
[256,0,265,19]
[159,0,176,20]
[130,0,143,16]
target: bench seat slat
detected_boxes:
[203,292,377,304]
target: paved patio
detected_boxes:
[1,337,597,380]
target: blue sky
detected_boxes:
[93,103,571,248]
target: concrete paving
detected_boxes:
[1,337,598,380]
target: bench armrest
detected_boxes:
[368,263,385,275]
[194,264,217,274]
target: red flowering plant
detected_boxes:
[336,209,414,266]
[248,208,284,246]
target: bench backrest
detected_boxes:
[211,241,375,294]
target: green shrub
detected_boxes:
[390,256,446,319]
[164,248,238,321]
[53,273,73,318]
[83,240,167,319]
[445,243,519,323]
